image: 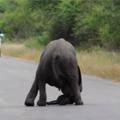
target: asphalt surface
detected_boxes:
[0,56,120,120]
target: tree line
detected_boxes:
[0,0,120,49]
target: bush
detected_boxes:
[37,32,49,45]
[0,0,17,13]
[49,0,80,46]
[99,0,120,49]
[0,0,120,50]
[0,10,33,39]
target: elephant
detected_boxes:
[24,38,83,106]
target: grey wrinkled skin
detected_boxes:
[25,39,83,106]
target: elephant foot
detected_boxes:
[47,95,73,105]
[75,99,84,105]
[57,95,72,105]
[37,100,46,106]
[47,100,57,105]
[24,98,34,106]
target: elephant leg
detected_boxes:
[37,82,47,106]
[24,75,39,106]
[70,78,83,105]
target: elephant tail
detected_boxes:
[78,66,83,92]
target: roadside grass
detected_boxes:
[2,43,120,81]
[77,49,120,81]
[2,43,40,63]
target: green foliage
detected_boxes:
[0,0,120,49]
[74,1,103,46]
[28,0,60,10]
[0,0,6,13]
[98,0,120,49]
[49,0,80,45]
[0,10,33,39]
[37,32,49,45]
[0,0,17,13]
[0,0,33,39]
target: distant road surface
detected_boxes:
[0,56,120,120]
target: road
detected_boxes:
[0,57,120,120]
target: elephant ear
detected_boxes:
[78,66,83,92]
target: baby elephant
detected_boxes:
[25,38,83,106]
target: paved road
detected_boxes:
[0,57,120,120]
